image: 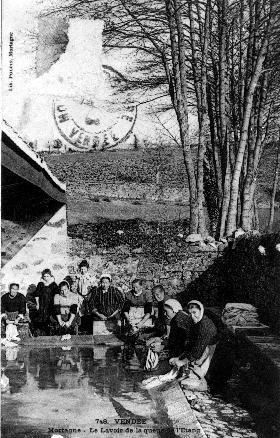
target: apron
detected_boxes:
[128,307,154,328]
[92,320,119,335]
[182,344,217,390]
[189,344,217,379]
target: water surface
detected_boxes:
[1,344,200,438]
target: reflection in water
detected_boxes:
[1,344,150,399]
[122,344,146,372]
[1,344,190,438]
[2,347,26,394]
[29,348,58,390]
[0,341,170,396]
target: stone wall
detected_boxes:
[1,206,70,296]
[67,232,280,333]
[3,204,279,335]
[219,233,280,333]
[74,182,189,204]
[66,235,225,304]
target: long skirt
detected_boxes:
[181,344,217,391]
[50,314,80,335]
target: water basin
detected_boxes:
[1,342,202,438]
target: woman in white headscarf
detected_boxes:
[143,299,218,390]
[170,300,218,390]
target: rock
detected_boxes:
[218,241,228,251]
[52,263,63,270]
[185,233,203,243]
[233,228,245,239]
[250,230,260,236]
[14,262,28,270]
[169,277,182,288]
[220,237,228,243]
[132,247,143,254]
[204,235,216,244]
[258,245,266,255]
[199,241,210,251]
[208,242,218,250]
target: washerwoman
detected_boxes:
[52,280,80,335]
[123,279,153,333]
[89,273,124,335]
[74,259,97,334]
[33,269,59,336]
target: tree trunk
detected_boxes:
[268,138,280,232]
[226,35,269,235]
[217,0,228,178]
[241,73,268,230]
[192,0,210,235]
[219,141,231,238]
[165,0,199,233]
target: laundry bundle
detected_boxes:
[145,347,159,371]
[1,370,9,393]
[6,323,20,342]
[61,334,71,341]
[142,367,179,388]
[222,303,260,327]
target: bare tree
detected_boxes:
[39,0,280,237]
[268,132,280,231]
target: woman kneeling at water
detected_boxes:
[143,300,217,391]
[52,281,79,335]
[169,300,218,390]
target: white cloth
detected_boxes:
[76,273,97,296]
[92,320,117,335]
[1,372,9,392]
[129,307,153,328]
[145,348,159,371]
[6,323,19,341]
[142,368,179,388]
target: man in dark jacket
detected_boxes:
[1,283,27,339]
[1,283,26,322]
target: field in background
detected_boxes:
[44,143,279,207]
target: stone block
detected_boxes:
[164,263,182,272]
[132,247,143,254]
[182,271,192,279]
[191,272,200,280]
[145,280,154,290]
[143,274,154,281]
[182,259,200,270]
[52,263,63,271]
[188,246,201,253]
[159,274,170,280]
[14,262,28,270]
[33,259,44,266]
